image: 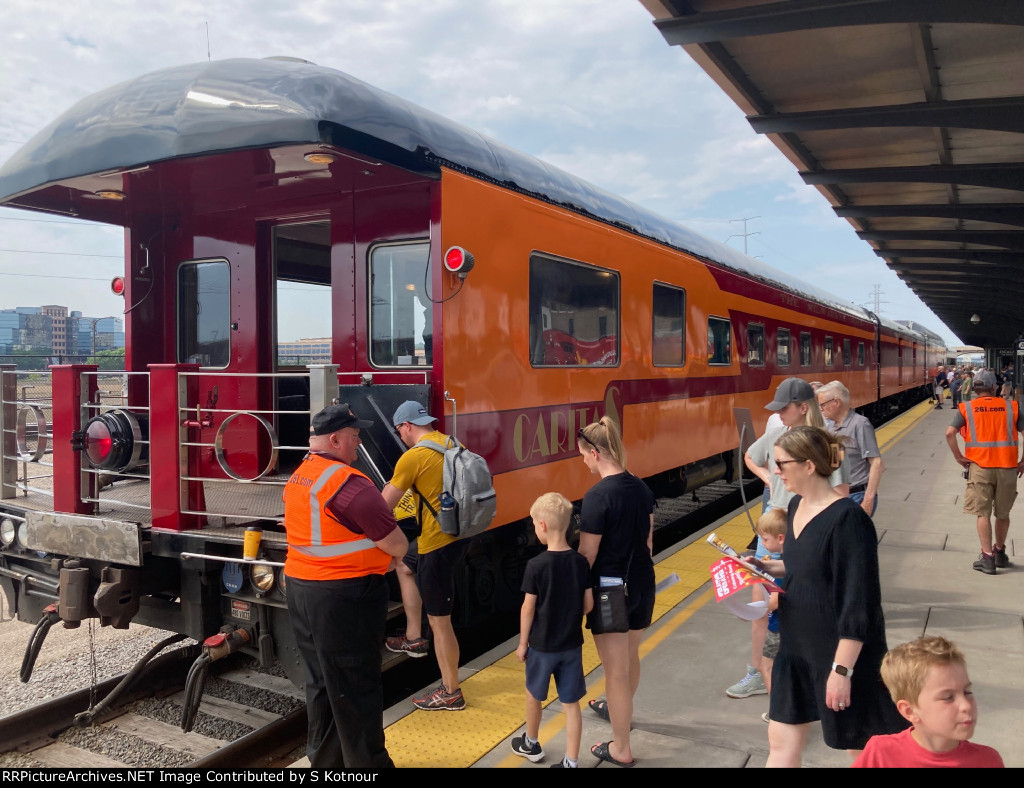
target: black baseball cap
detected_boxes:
[310,404,373,435]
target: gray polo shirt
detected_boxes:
[826,411,880,489]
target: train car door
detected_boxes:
[272,220,332,471]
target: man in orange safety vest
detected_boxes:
[945,370,1024,575]
[283,403,408,768]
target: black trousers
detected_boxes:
[287,574,394,768]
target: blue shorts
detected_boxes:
[848,490,878,515]
[524,646,587,704]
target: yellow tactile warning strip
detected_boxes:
[384,399,933,767]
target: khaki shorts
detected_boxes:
[963,465,1018,519]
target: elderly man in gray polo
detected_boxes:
[818,380,884,517]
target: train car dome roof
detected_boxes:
[0,56,876,323]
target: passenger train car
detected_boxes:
[0,58,944,690]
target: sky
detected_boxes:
[0,0,962,346]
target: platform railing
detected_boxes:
[0,365,55,502]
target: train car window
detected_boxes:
[707,316,732,366]
[274,221,332,368]
[652,283,685,367]
[369,241,432,367]
[529,255,619,367]
[777,328,791,366]
[800,332,812,366]
[842,338,851,366]
[177,259,231,368]
[824,336,834,367]
[747,324,765,367]
[858,342,865,366]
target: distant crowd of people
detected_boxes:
[277,372,1010,769]
[934,363,1016,409]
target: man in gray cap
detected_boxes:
[382,400,470,710]
[945,370,1024,574]
[282,404,408,767]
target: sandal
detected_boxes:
[591,741,635,768]
[588,698,610,721]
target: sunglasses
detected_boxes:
[577,428,600,453]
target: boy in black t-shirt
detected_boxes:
[511,493,594,768]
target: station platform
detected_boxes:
[373,398,1024,768]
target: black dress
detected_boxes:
[769,496,909,749]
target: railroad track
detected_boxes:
[0,649,308,769]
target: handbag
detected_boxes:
[587,536,635,634]
[588,581,629,634]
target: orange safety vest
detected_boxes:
[282,453,392,581]
[959,397,1021,469]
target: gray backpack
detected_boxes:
[415,436,497,538]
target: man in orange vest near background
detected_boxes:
[283,404,408,768]
[945,370,1024,575]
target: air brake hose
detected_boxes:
[74,633,188,726]
[180,627,251,732]
[20,605,61,683]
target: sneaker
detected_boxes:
[726,667,767,698]
[510,735,544,763]
[412,683,466,711]
[993,545,1012,568]
[973,552,997,575]
[385,634,429,658]
[761,711,770,723]
[550,757,576,768]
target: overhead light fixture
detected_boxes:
[303,152,336,164]
[94,189,126,201]
[970,314,981,325]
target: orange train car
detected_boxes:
[0,58,944,689]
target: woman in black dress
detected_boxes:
[577,416,656,768]
[759,426,907,767]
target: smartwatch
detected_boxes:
[832,662,853,677]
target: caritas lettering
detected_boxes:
[513,405,603,464]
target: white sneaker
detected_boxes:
[726,667,767,698]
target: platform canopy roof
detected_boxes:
[643,0,1024,349]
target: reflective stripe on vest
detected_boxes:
[290,540,375,558]
[300,461,375,557]
[961,398,1019,468]
[283,454,391,580]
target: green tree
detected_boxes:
[94,348,126,371]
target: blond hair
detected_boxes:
[577,415,627,469]
[529,492,573,533]
[755,507,787,539]
[880,635,967,705]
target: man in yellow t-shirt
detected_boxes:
[381,401,468,710]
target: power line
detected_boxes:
[725,216,760,255]
[0,248,122,258]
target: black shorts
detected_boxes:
[413,539,469,617]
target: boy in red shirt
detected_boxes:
[852,635,1003,767]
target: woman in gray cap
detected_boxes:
[724,379,849,705]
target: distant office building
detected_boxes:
[277,338,331,366]
[0,305,124,359]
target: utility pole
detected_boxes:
[869,284,886,315]
[726,216,760,255]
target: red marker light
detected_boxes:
[443,246,475,278]
[111,276,125,296]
